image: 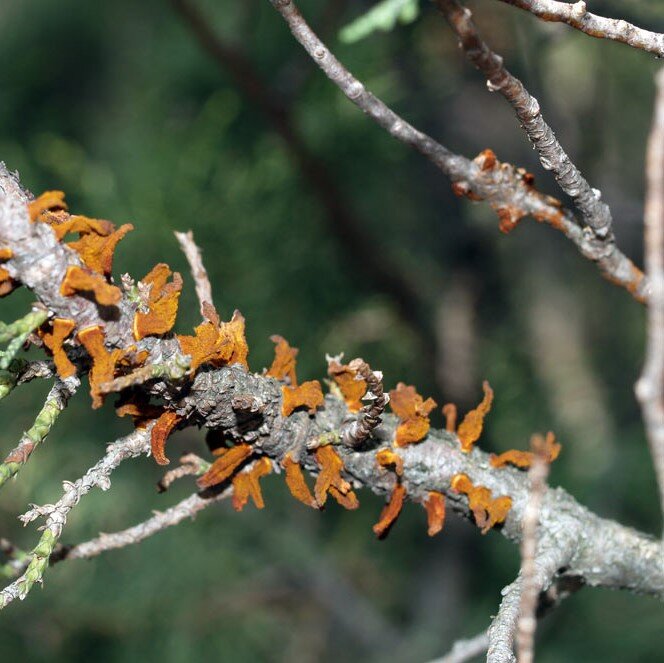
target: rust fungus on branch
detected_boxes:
[60,266,122,307]
[457,380,494,453]
[375,448,404,477]
[28,190,67,222]
[77,326,146,408]
[314,445,359,509]
[451,149,566,234]
[232,457,272,511]
[282,453,318,508]
[0,247,18,297]
[39,318,77,378]
[68,223,133,276]
[372,483,406,539]
[442,403,457,432]
[281,380,324,417]
[133,263,183,340]
[490,431,562,469]
[115,394,164,429]
[150,410,184,466]
[451,473,512,534]
[266,335,299,386]
[177,309,249,371]
[327,358,367,413]
[389,382,437,447]
[424,491,446,537]
[197,443,253,489]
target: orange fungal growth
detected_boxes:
[328,359,367,413]
[457,381,494,453]
[451,473,512,534]
[115,394,164,429]
[0,248,13,260]
[389,382,437,447]
[442,403,457,432]
[150,410,183,466]
[282,453,318,508]
[68,223,133,276]
[266,335,298,386]
[176,309,249,371]
[375,448,403,477]
[133,263,183,340]
[60,266,122,306]
[48,214,115,241]
[28,191,67,222]
[491,431,561,469]
[197,443,253,489]
[372,483,406,539]
[232,457,272,511]
[0,267,18,297]
[40,318,77,378]
[281,380,324,417]
[314,445,358,509]
[424,491,446,536]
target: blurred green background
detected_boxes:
[0,0,663,661]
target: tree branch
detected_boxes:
[428,630,489,663]
[497,0,664,57]
[174,230,214,316]
[436,0,614,241]
[265,0,647,302]
[636,67,664,527]
[0,426,151,609]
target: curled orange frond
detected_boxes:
[372,483,406,539]
[232,457,272,511]
[0,248,13,260]
[314,445,358,509]
[60,266,122,307]
[40,318,77,378]
[0,267,18,297]
[197,443,252,489]
[389,382,437,447]
[442,403,457,432]
[457,381,493,453]
[424,491,446,537]
[133,263,183,340]
[375,448,403,476]
[490,431,561,469]
[28,191,67,222]
[282,453,318,508]
[281,380,324,417]
[176,309,249,371]
[68,223,133,276]
[150,410,183,466]
[328,359,367,413]
[451,473,512,534]
[266,335,298,386]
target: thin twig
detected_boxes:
[174,230,214,316]
[497,0,664,58]
[515,450,551,663]
[157,453,210,492]
[59,489,230,561]
[266,0,647,302]
[427,630,489,663]
[636,67,664,527]
[437,0,614,241]
[0,426,151,609]
[0,376,79,489]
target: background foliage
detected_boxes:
[0,1,662,661]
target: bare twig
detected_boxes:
[487,535,574,663]
[174,230,214,315]
[497,0,664,57]
[0,376,79,489]
[515,448,551,663]
[60,488,230,561]
[428,630,489,663]
[636,67,664,526]
[266,0,647,302]
[0,427,151,609]
[157,453,210,492]
[437,0,613,241]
